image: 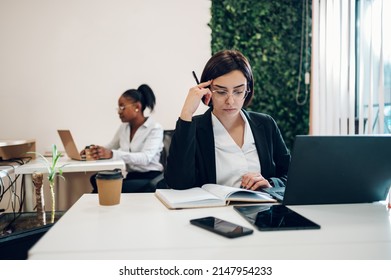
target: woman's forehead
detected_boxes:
[212,70,247,87]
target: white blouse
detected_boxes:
[105,117,164,173]
[212,111,261,188]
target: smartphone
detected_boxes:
[190,216,254,238]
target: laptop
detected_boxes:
[263,135,391,205]
[57,130,86,161]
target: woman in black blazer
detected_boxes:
[165,50,290,191]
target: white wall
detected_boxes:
[0,0,211,153]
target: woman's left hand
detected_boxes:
[241,172,272,191]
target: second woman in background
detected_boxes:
[86,84,164,193]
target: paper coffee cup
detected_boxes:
[96,170,123,206]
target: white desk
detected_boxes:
[0,165,16,211]
[15,159,125,211]
[0,165,14,179]
[28,194,391,260]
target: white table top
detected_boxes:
[13,158,125,212]
[28,194,391,260]
[14,158,125,174]
[0,165,15,178]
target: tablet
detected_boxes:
[234,205,321,231]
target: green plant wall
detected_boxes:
[209,0,311,150]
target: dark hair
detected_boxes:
[200,50,254,107]
[122,84,156,112]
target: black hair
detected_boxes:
[121,84,156,112]
[200,50,254,107]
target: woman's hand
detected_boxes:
[180,80,212,121]
[89,145,113,160]
[241,172,272,191]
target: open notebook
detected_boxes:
[155,184,276,209]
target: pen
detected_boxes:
[193,70,208,105]
[192,71,200,85]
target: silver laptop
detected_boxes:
[57,130,86,161]
[263,135,391,205]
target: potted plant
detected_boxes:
[29,144,67,223]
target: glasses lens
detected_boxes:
[212,88,248,100]
[233,90,246,99]
[213,90,228,97]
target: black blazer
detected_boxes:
[165,108,291,189]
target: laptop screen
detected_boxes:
[57,130,84,161]
[282,135,391,205]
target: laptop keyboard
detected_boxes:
[275,191,285,196]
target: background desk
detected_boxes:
[28,194,391,260]
[0,166,14,179]
[0,165,16,212]
[15,159,125,211]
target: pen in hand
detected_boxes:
[192,71,200,85]
[192,70,210,105]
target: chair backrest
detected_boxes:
[147,129,174,190]
[160,130,174,169]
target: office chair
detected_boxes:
[146,129,174,190]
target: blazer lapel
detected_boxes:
[243,110,272,175]
[196,109,217,183]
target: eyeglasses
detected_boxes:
[211,86,249,101]
[116,103,135,112]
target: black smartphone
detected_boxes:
[234,205,321,231]
[190,216,254,238]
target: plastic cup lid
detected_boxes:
[96,170,123,180]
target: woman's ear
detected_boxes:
[134,102,142,113]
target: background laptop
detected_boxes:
[57,130,85,161]
[264,135,391,205]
